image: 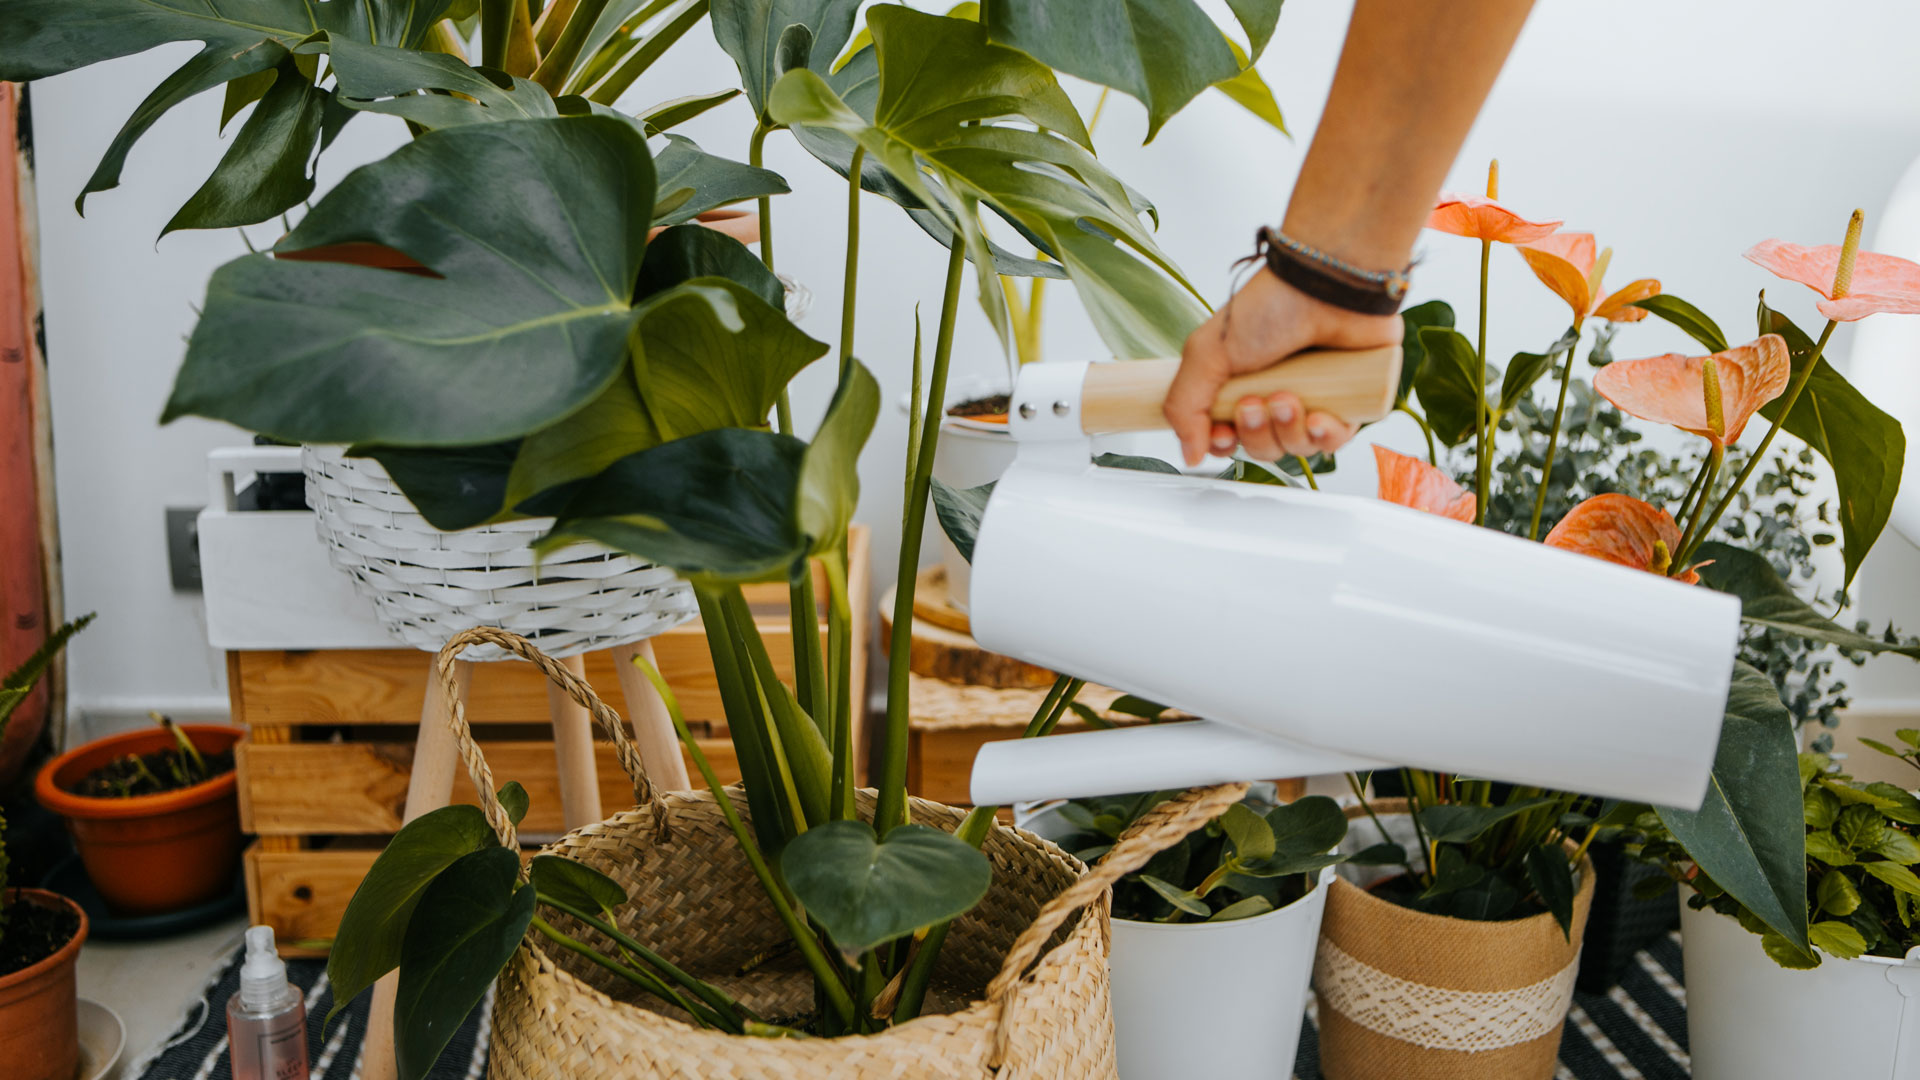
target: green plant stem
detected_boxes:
[530,915,728,1028]
[840,146,865,365]
[1527,327,1581,541]
[1019,675,1073,738]
[695,588,792,845]
[1401,768,1435,880]
[1474,239,1492,525]
[1398,405,1438,465]
[1292,455,1319,490]
[628,652,858,1027]
[876,240,969,834]
[539,895,750,1029]
[1681,319,1835,567]
[529,0,614,93]
[1671,450,1715,533]
[1674,442,1725,569]
[750,124,776,273]
[1346,772,1408,872]
[824,547,855,820]
[723,589,826,828]
[480,0,514,69]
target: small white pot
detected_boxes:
[1109,866,1333,1079]
[1681,899,1920,1079]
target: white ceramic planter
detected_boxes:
[1109,866,1333,1079]
[1020,792,1325,1078]
[1681,899,1920,1079]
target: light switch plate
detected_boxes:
[166,506,202,592]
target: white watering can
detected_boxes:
[965,350,1741,810]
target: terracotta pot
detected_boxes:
[35,725,246,916]
[0,889,88,1080]
[1314,800,1595,1080]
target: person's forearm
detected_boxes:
[1282,0,1536,268]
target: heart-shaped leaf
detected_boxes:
[1499,326,1579,414]
[1632,294,1730,353]
[1413,326,1484,447]
[1694,541,1920,658]
[1755,297,1906,587]
[931,477,994,565]
[710,0,863,122]
[780,820,992,955]
[769,7,1205,358]
[1397,301,1455,406]
[395,847,535,1080]
[167,115,660,446]
[1266,795,1347,856]
[326,804,497,1027]
[1657,660,1808,950]
[1219,803,1276,862]
[529,853,628,914]
[1139,874,1212,918]
[497,782,529,826]
[649,133,792,227]
[1525,845,1576,939]
[1419,797,1555,845]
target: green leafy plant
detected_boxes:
[0,613,94,949]
[5,0,1291,1070]
[1046,790,1383,924]
[1636,750,1920,969]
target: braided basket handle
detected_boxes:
[983,782,1250,1067]
[432,628,669,848]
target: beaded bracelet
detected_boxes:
[1245,225,1412,316]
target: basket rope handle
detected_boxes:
[432,627,670,848]
[983,782,1250,1067]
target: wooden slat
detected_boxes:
[246,842,377,957]
[238,737,740,835]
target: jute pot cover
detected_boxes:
[429,628,1247,1080]
[1314,799,1596,1080]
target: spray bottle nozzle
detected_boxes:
[239,925,296,1012]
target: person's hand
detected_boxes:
[1165,268,1404,466]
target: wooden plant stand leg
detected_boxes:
[610,638,691,791]
[548,653,603,830]
[362,658,474,1080]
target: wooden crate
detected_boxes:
[239,528,867,956]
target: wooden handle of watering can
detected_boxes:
[1077,345,1402,433]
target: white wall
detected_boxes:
[28,0,1920,732]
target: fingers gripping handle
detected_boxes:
[1077,345,1402,433]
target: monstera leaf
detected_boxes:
[982,0,1283,140]
[769,7,1205,358]
[0,0,450,227]
[539,362,878,584]
[323,41,560,127]
[710,0,863,123]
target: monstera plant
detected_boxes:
[3,0,1292,1070]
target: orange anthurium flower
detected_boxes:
[1744,238,1920,321]
[1516,233,1661,326]
[1593,335,1791,446]
[1543,493,1699,584]
[1373,446,1475,522]
[1427,193,1562,244]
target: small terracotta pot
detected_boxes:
[0,889,88,1080]
[35,725,246,916]
[1314,800,1595,1080]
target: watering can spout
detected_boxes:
[964,356,1740,810]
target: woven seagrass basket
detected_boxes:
[427,627,1245,1080]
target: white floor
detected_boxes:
[76,915,248,1080]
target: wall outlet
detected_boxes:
[166,506,202,592]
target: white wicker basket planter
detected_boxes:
[302,445,695,661]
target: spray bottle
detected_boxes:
[227,925,310,1080]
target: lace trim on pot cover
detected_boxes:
[1313,939,1578,1051]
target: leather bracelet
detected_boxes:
[1247,226,1412,316]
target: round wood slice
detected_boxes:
[880,586,1057,689]
[909,566,972,634]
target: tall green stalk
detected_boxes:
[1474,239,1493,524]
[1678,319,1836,568]
[875,240,969,834]
[1526,326,1579,540]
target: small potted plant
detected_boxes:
[1,615,91,1080]
[1636,748,1920,1080]
[1028,785,1387,1078]
[35,709,245,917]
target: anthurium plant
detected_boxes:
[1366,167,1919,956]
[2,0,1289,1072]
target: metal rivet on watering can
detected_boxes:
[1018,402,1036,419]
[1053,401,1071,416]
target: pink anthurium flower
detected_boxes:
[1744,237,1920,321]
[1373,446,1476,522]
[1593,335,1791,447]
[1516,232,1661,327]
[1427,193,1562,245]
[1544,494,1699,584]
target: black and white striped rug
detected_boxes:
[132,934,1690,1079]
